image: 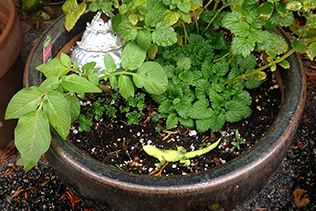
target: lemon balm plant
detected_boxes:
[5,0,316,172]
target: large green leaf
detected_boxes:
[61,74,102,93]
[43,91,71,139]
[15,109,51,171]
[152,22,177,47]
[36,58,70,78]
[5,86,44,119]
[118,75,135,99]
[133,61,168,94]
[121,41,146,70]
[66,95,80,123]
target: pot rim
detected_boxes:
[24,12,306,194]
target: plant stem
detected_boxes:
[182,22,189,44]
[98,83,113,95]
[212,51,231,63]
[224,36,316,85]
[197,0,214,18]
[201,5,229,36]
[212,0,220,12]
[224,48,296,85]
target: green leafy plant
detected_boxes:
[5,46,167,171]
[231,129,246,152]
[5,0,316,171]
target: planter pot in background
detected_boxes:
[0,0,23,149]
[24,11,306,211]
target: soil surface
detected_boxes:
[0,1,315,210]
[68,72,281,176]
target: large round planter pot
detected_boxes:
[24,11,306,210]
[0,0,23,149]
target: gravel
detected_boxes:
[0,4,315,210]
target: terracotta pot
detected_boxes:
[0,0,23,149]
[24,11,306,210]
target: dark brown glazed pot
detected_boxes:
[24,11,306,211]
[0,0,23,149]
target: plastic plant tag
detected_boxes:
[43,36,52,63]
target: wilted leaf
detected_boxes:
[293,188,310,209]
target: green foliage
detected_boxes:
[152,28,262,133]
[231,129,246,152]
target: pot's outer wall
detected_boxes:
[0,0,23,149]
[25,11,306,211]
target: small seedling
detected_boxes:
[152,112,161,123]
[78,114,93,132]
[155,124,164,133]
[126,111,142,125]
[231,129,246,152]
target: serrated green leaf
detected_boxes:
[145,10,160,27]
[39,76,59,93]
[196,118,211,133]
[121,41,146,70]
[272,33,288,55]
[64,2,86,31]
[242,0,259,11]
[188,98,213,119]
[230,21,250,37]
[256,32,275,51]
[158,99,174,114]
[222,11,242,30]
[179,70,193,84]
[36,58,70,78]
[233,91,252,106]
[253,71,267,80]
[134,0,146,7]
[259,2,274,21]
[43,91,70,139]
[116,19,138,41]
[177,57,191,70]
[307,42,316,60]
[66,95,80,123]
[137,30,152,50]
[225,100,252,122]
[119,4,128,14]
[61,74,102,93]
[275,2,288,17]
[133,61,168,94]
[162,10,180,25]
[279,13,294,27]
[177,0,190,13]
[152,22,177,47]
[178,117,194,128]
[173,99,190,119]
[210,113,225,132]
[212,60,229,77]
[245,76,263,89]
[5,87,44,119]
[231,37,256,57]
[278,60,290,69]
[60,53,71,68]
[291,40,307,53]
[248,29,271,44]
[307,14,316,28]
[118,75,135,99]
[285,1,302,11]
[103,52,117,73]
[15,109,51,171]
[178,10,191,23]
[245,9,266,28]
[129,13,139,25]
[166,113,178,129]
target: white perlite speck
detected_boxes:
[189,130,197,136]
